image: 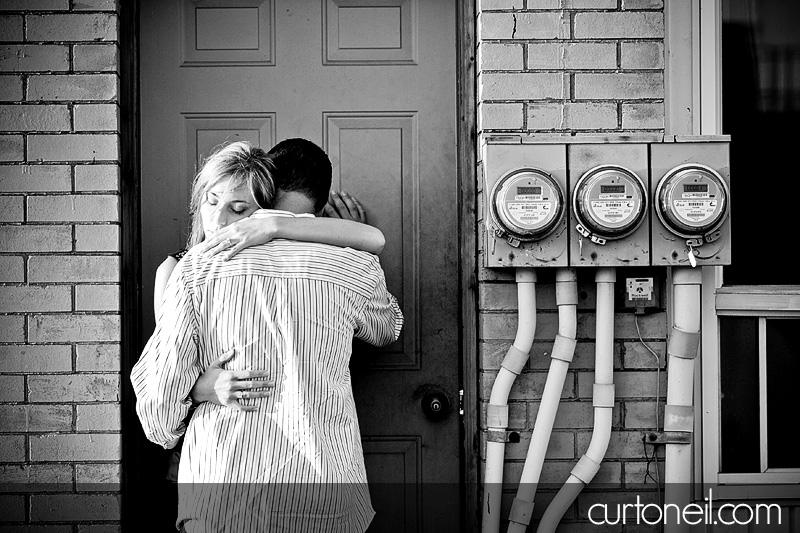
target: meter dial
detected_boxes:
[491,167,564,241]
[572,165,648,240]
[655,163,729,238]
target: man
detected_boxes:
[132,138,402,532]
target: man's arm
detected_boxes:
[354,257,404,347]
[130,265,200,448]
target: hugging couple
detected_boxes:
[132,138,403,532]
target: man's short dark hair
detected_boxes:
[266,138,332,212]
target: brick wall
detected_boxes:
[476,0,668,529]
[0,0,122,529]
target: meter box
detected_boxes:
[568,143,650,267]
[482,139,568,268]
[650,137,731,266]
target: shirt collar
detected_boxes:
[251,209,315,219]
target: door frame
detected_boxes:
[118,1,480,530]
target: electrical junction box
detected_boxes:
[650,137,731,266]
[482,138,568,268]
[624,276,660,313]
[568,143,650,267]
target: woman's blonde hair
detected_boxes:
[187,141,276,247]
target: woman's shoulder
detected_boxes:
[169,249,188,261]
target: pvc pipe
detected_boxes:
[536,268,616,533]
[506,268,578,533]
[664,267,702,533]
[483,268,537,533]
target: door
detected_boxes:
[134,0,460,531]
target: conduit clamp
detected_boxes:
[501,345,530,375]
[667,326,700,359]
[663,405,695,434]
[571,454,601,484]
[550,335,577,363]
[486,404,509,428]
[592,383,616,409]
[487,429,518,443]
[508,497,535,526]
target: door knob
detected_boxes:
[421,389,451,421]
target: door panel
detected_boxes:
[138,0,459,530]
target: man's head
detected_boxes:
[266,138,332,214]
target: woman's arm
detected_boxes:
[154,256,179,316]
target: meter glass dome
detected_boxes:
[655,164,729,238]
[572,165,647,240]
[491,168,564,241]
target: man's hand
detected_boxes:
[198,217,278,261]
[323,191,367,223]
[190,349,274,412]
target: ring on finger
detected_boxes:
[222,238,234,248]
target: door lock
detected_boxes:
[421,389,451,421]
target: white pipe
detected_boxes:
[664,267,702,533]
[536,268,617,533]
[506,268,577,533]
[482,268,537,533]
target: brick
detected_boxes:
[28,373,119,402]
[27,14,117,42]
[0,75,24,100]
[0,464,73,489]
[574,12,664,39]
[75,164,118,191]
[0,134,24,161]
[28,194,119,222]
[527,102,618,130]
[622,340,665,369]
[73,44,118,72]
[530,400,621,429]
[28,256,119,282]
[622,0,664,9]
[0,165,71,192]
[75,224,119,251]
[28,314,121,342]
[0,345,72,373]
[621,41,664,69]
[566,0,617,7]
[480,310,559,340]
[0,256,24,281]
[77,527,122,533]
[0,526,74,533]
[0,45,69,72]
[479,0,523,9]
[0,195,23,221]
[0,0,69,10]
[76,403,119,431]
[30,433,120,462]
[0,495,24,521]
[0,404,73,432]
[27,134,119,162]
[478,102,524,130]
[574,72,664,100]
[479,12,567,40]
[73,0,118,11]
[527,42,617,70]
[0,376,25,404]
[0,435,25,462]
[27,74,118,102]
[577,370,666,398]
[478,43,523,71]
[30,493,120,522]
[76,462,120,489]
[0,15,23,41]
[0,285,71,312]
[480,72,568,100]
[576,430,650,460]
[623,400,664,428]
[623,460,664,486]
[74,103,118,131]
[0,315,25,343]
[75,344,119,372]
[75,284,119,311]
[622,102,664,129]
[0,225,72,252]
[0,104,70,132]
[481,370,575,401]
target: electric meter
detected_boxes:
[490,167,565,246]
[655,163,729,240]
[572,165,648,245]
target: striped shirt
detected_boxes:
[131,210,403,533]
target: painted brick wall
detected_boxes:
[476,0,668,529]
[0,0,122,529]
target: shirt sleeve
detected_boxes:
[354,257,404,347]
[130,264,200,449]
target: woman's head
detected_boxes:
[188,141,276,247]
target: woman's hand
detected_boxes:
[198,217,278,261]
[323,190,367,223]
[190,350,275,412]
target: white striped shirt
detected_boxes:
[131,211,403,533]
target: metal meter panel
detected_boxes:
[650,140,731,266]
[568,143,650,267]
[482,140,568,268]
